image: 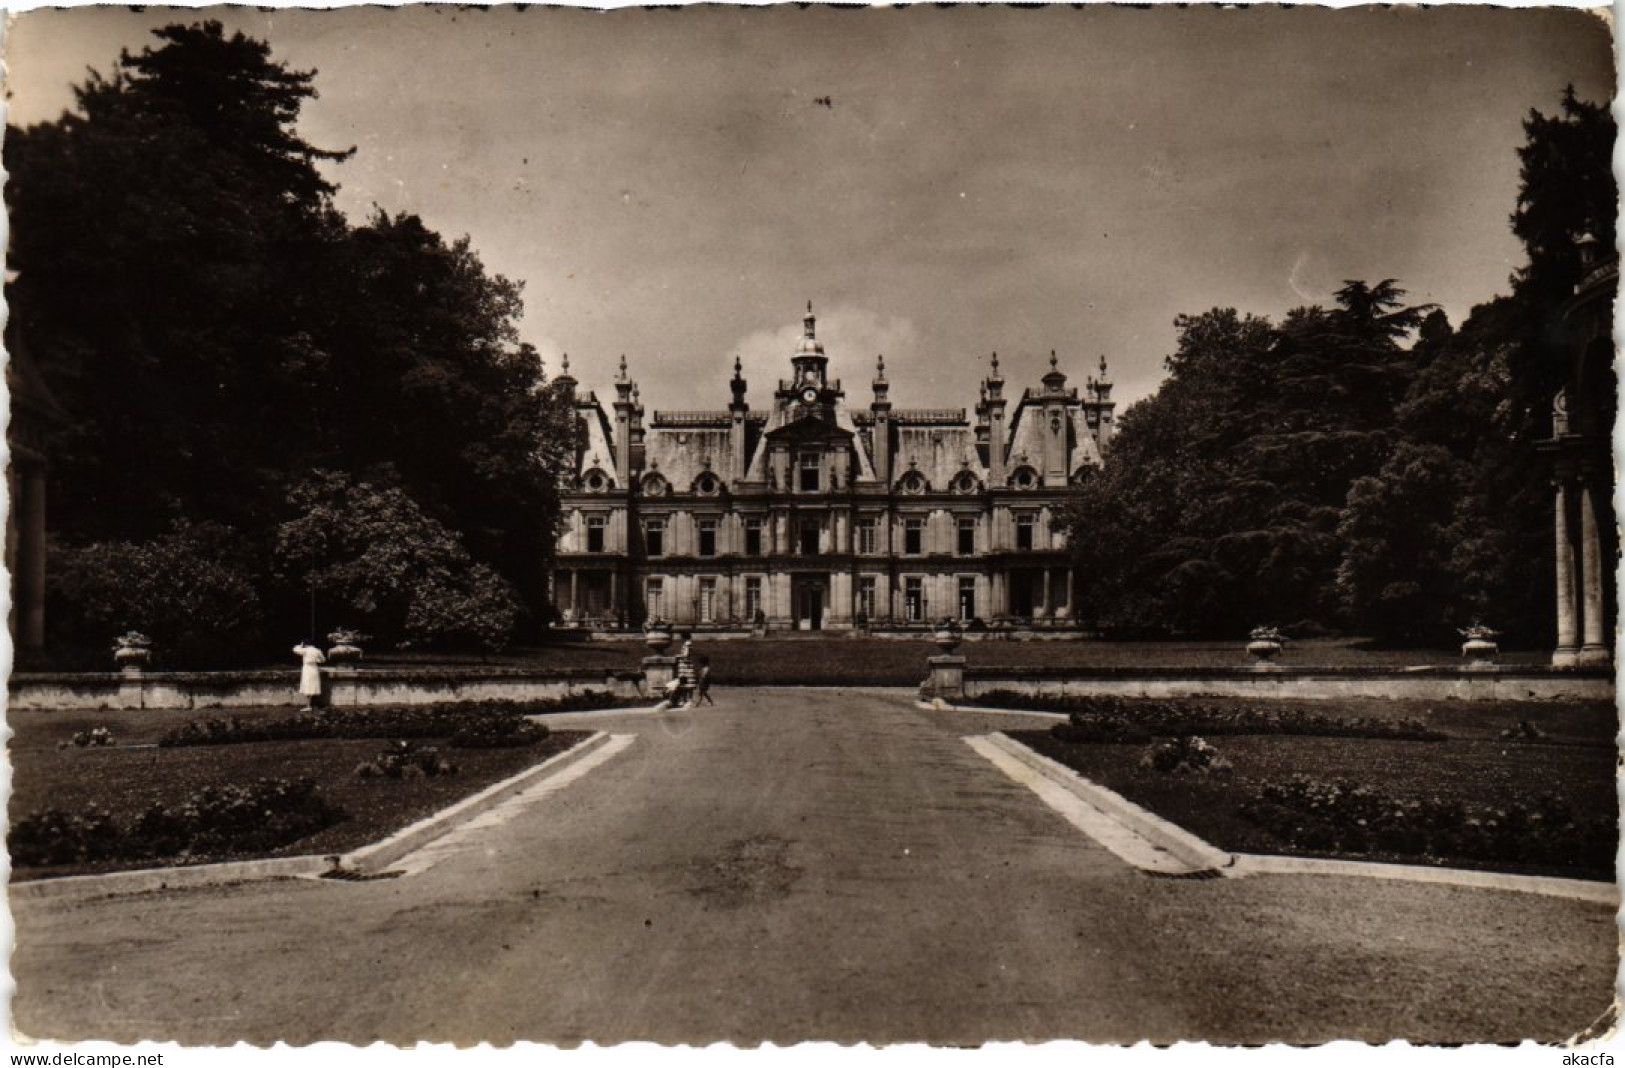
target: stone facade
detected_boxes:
[552,305,1115,631]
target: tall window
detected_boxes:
[958,576,976,621]
[799,518,821,556]
[699,577,717,623]
[644,518,665,557]
[1016,514,1035,552]
[744,517,763,556]
[586,515,606,553]
[698,518,717,558]
[745,576,763,620]
[645,578,664,621]
[904,517,924,556]
[957,517,976,556]
[857,517,878,555]
[904,577,924,622]
[799,451,821,492]
[858,576,878,619]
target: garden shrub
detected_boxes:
[11,778,342,868]
[1051,713,1151,745]
[1139,735,1232,776]
[1239,775,1615,871]
[159,699,572,747]
[355,741,458,780]
[1499,720,1548,742]
[58,726,114,749]
[48,520,266,668]
[978,692,1445,741]
[9,807,121,867]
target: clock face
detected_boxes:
[801,387,819,405]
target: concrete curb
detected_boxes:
[985,732,1234,873]
[526,704,664,723]
[991,731,1621,904]
[8,854,329,902]
[922,699,1066,720]
[344,730,614,873]
[1229,852,1620,906]
[11,730,620,902]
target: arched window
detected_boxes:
[581,468,612,492]
[951,470,981,495]
[641,472,669,497]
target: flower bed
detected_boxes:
[981,693,1448,741]
[157,694,628,748]
[10,707,592,880]
[11,778,343,869]
[1010,700,1617,881]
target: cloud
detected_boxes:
[719,305,922,411]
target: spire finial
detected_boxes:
[1050,350,1058,371]
[876,353,886,380]
[991,351,1000,375]
[733,355,743,379]
[560,352,571,376]
[617,354,628,381]
[1099,353,1109,377]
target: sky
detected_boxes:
[3,4,1615,416]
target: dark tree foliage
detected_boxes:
[8,22,575,659]
[1063,286,1427,636]
[1067,89,1614,644]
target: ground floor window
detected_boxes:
[958,576,976,621]
[858,576,878,620]
[646,578,664,621]
[699,577,717,623]
[904,577,924,622]
[745,576,763,620]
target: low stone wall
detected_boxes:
[8,667,647,712]
[959,667,1616,702]
[941,665,1615,703]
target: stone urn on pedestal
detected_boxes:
[1459,622,1500,670]
[326,628,368,665]
[926,618,967,701]
[112,631,152,673]
[644,620,674,656]
[642,620,677,697]
[1245,626,1286,671]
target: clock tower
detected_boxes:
[791,302,829,392]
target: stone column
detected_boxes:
[1579,480,1610,665]
[610,571,620,626]
[568,570,580,622]
[1553,478,1580,667]
[1039,567,1051,619]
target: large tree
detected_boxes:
[9,22,575,659]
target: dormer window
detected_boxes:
[695,473,720,496]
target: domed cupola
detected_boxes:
[791,301,829,388]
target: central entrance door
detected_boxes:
[794,579,825,631]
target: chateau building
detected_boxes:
[552,305,1115,631]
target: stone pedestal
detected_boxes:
[325,666,361,708]
[1246,640,1284,672]
[118,665,145,709]
[1460,639,1499,671]
[642,655,676,698]
[926,655,966,700]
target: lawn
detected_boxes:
[9,704,592,881]
[420,635,1539,686]
[1003,696,1617,882]
[140,635,1550,685]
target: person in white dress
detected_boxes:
[293,642,326,712]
